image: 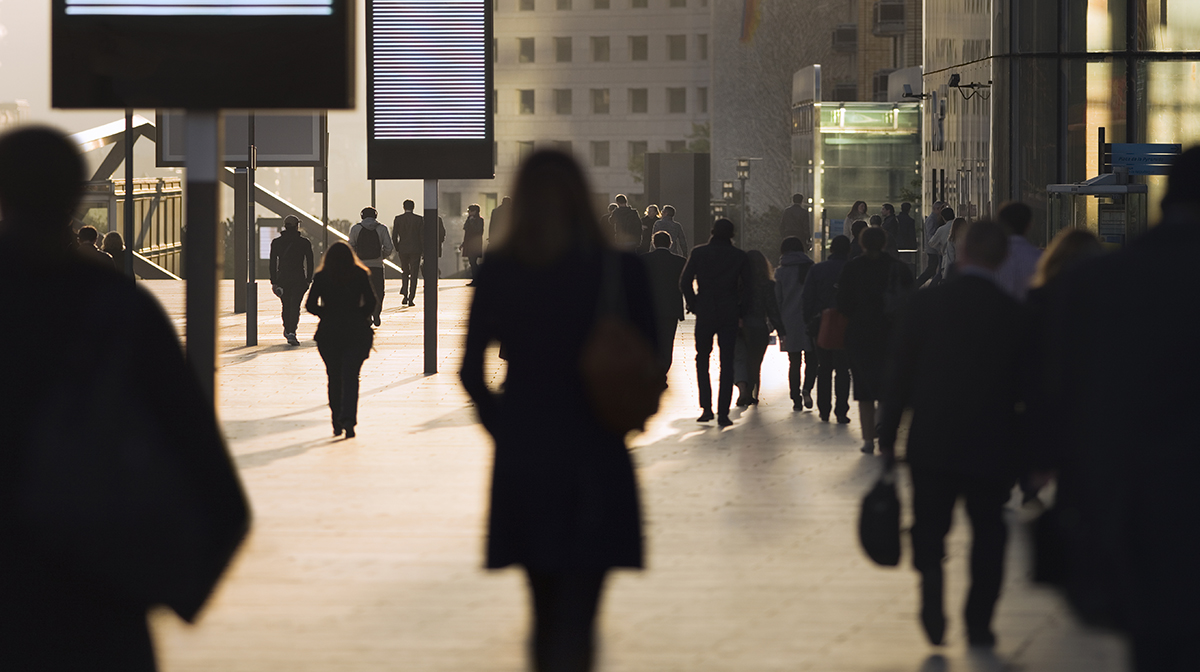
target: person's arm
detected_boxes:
[392,219,402,250]
[304,241,314,284]
[877,295,925,456]
[679,252,698,313]
[458,265,501,435]
[380,226,394,258]
[305,275,323,316]
[359,270,377,318]
[268,240,279,286]
[801,266,819,324]
[765,281,786,337]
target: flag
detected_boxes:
[740,0,763,44]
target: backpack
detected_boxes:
[355,225,382,261]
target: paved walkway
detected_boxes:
[141,279,1128,672]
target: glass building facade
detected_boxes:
[923,0,1200,245]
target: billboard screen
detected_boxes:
[52,0,354,109]
[367,0,493,179]
[157,112,325,167]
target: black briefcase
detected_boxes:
[859,466,902,566]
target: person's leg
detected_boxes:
[399,255,414,300]
[318,341,344,433]
[369,267,384,321]
[716,323,738,419]
[745,339,767,403]
[962,475,1012,646]
[526,569,608,672]
[858,399,877,451]
[733,335,749,405]
[282,285,303,335]
[788,351,803,409]
[340,350,366,431]
[909,467,960,646]
[801,349,817,405]
[657,318,678,374]
[815,347,833,418]
[468,254,480,278]
[833,350,852,420]
[694,321,715,416]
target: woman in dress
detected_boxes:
[459,150,656,672]
[304,241,375,438]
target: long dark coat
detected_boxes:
[836,253,913,400]
[459,249,653,571]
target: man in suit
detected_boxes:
[269,215,314,345]
[610,194,643,252]
[392,200,423,306]
[878,218,1022,649]
[640,231,687,373]
[778,193,811,251]
[680,218,751,427]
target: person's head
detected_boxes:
[1162,146,1200,214]
[849,200,867,216]
[940,206,955,222]
[711,218,735,240]
[102,231,124,253]
[608,203,618,213]
[860,226,887,253]
[948,217,968,242]
[614,194,628,206]
[882,203,895,216]
[869,215,882,227]
[829,234,851,258]
[493,150,606,265]
[361,206,378,220]
[77,225,99,245]
[645,204,659,218]
[850,219,868,240]
[1031,228,1105,288]
[662,205,676,218]
[958,218,1010,271]
[403,199,415,212]
[0,127,85,239]
[933,201,946,213]
[653,231,672,249]
[792,193,804,205]
[317,240,370,278]
[901,202,911,213]
[283,214,300,230]
[468,203,481,216]
[780,236,805,254]
[501,196,511,204]
[746,249,774,285]
[996,201,1033,236]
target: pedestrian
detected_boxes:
[848,219,869,259]
[488,195,512,248]
[779,193,811,250]
[348,206,392,326]
[76,225,115,269]
[305,241,376,439]
[915,201,947,286]
[0,126,249,672]
[652,205,689,258]
[836,226,913,453]
[610,194,642,252]
[102,230,125,271]
[462,203,485,284]
[940,217,968,282]
[640,231,688,373]
[994,201,1042,301]
[269,214,315,345]
[896,202,919,251]
[391,199,423,306]
[774,236,816,411]
[639,204,660,253]
[924,207,956,285]
[881,203,900,247]
[801,234,852,423]
[601,202,618,244]
[878,219,1021,649]
[733,249,785,407]
[680,217,752,427]
[846,200,869,229]
[459,150,653,672]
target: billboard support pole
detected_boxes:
[184,109,222,402]
[322,112,329,258]
[246,111,258,347]
[123,109,135,278]
[423,179,438,375]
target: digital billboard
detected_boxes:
[367,0,493,179]
[52,0,354,109]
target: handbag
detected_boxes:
[859,464,902,566]
[816,307,849,350]
[580,252,667,435]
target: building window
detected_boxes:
[629,140,647,163]
[594,0,609,7]
[698,34,708,60]
[667,35,687,60]
[667,140,687,153]
[554,89,573,114]
[556,0,571,8]
[555,37,572,62]
[667,87,686,113]
[519,0,534,9]
[630,36,648,61]
[591,36,610,62]
[591,88,610,114]
[632,0,647,7]
[629,88,648,113]
[442,192,462,218]
[551,140,573,154]
[591,141,610,167]
[518,141,535,162]
[518,38,535,63]
[697,86,708,113]
[519,89,535,114]
[669,0,685,6]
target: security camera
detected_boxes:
[948,73,961,88]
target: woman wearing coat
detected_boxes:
[462,204,485,284]
[305,242,376,438]
[734,249,786,407]
[459,150,655,672]
[774,236,816,410]
[836,226,914,454]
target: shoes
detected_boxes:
[748,397,759,406]
[466,280,477,287]
[285,332,299,346]
[836,414,851,424]
[344,426,356,439]
[802,390,814,409]
[793,402,804,412]
[819,413,830,422]
[717,414,733,427]
[372,315,381,326]
[736,397,751,408]
[920,574,946,646]
[861,440,875,454]
[967,627,996,648]
[333,424,343,437]
[697,409,715,422]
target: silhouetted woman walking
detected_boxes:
[460,150,655,672]
[305,241,375,438]
[735,249,785,407]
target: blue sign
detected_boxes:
[1109,143,1182,176]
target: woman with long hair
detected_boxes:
[101,231,124,271]
[846,200,869,225]
[459,150,656,672]
[734,249,786,407]
[304,241,376,438]
[940,217,968,281]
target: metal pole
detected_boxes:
[739,176,747,247]
[233,168,247,313]
[423,179,439,374]
[123,109,135,278]
[322,113,329,257]
[184,110,222,403]
[246,112,258,346]
[371,178,377,208]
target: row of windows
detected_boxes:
[502,87,708,115]
[509,139,687,167]
[500,0,700,10]
[504,34,708,63]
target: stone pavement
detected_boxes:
[140,279,1128,672]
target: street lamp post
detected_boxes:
[736,159,750,247]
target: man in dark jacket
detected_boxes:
[680,218,751,427]
[640,231,688,373]
[878,219,1021,649]
[392,200,423,306]
[897,202,919,251]
[778,193,811,250]
[881,203,901,257]
[269,215,314,345]
[487,196,511,249]
[800,234,851,423]
[611,194,643,252]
